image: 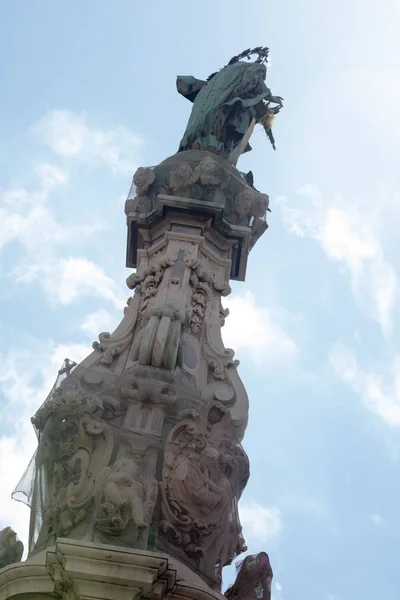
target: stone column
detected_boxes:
[7,149,271,598]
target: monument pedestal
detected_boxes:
[0,538,224,600]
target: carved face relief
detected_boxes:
[233,190,255,225]
[252,192,269,219]
[133,167,156,195]
[170,162,193,196]
[198,156,220,186]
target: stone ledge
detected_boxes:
[126,194,251,281]
[0,539,226,600]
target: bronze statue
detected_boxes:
[177,47,283,158]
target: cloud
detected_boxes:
[15,257,125,309]
[370,514,384,526]
[33,110,142,175]
[222,291,296,361]
[0,340,91,549]
[0,110,140,309]
[0,161,106,264]
[330,342,400,426]
[0,163,70,252]
[240,502,282,540]
[279,185,398,334]
[272,581,284,600]
[80,308,118,338]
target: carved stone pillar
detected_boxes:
[11,149,270,594]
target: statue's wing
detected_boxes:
[176,76,207,103]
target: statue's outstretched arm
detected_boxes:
[176,76,207,103]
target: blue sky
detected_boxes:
[1,1,400,598]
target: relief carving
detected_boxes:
[186,255,230,335]
[126,255,174,319]
[230,189,269,227]
[190,156,230,203]
[125,167,156,215]
[0,527,23,569]
[93,331,133,366]
[160,403,244,562]
[203,322,239,381]
[31,388,104,431]
[52,564,78,600]
[32,390,113,541]
[189,271,211,334]
[169,162,193,198]
[96,458,157,536]
[120,378,176,407]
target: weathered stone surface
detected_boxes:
[0,529,23,571]
[0,538,227,600]
[12,52,279,595]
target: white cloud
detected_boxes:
[33,110,142,175]
[279,185,398,334]
[330,343,400,426]
[272,581,284,600]
[222,291,296,361]
[0,340,91,549]
[240,502,282,540]
[15,257,125,309]
[80,308,118,338]
[0,163,70,251]
[370,514,384,526]
[0,162,106,262]
[35,162,68,192]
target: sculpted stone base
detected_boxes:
[0,538,226,600]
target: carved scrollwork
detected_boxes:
[33,391,114,540]
[92,331,133,366]
[203,323,239,381]
[31,388,104,432]
[120,378,177,407]
[126,254,174,326]
[160,403,243,561]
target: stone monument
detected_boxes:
[1,47,282,600]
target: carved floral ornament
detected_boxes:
[31,387,104,432]
[125,241,231,350]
